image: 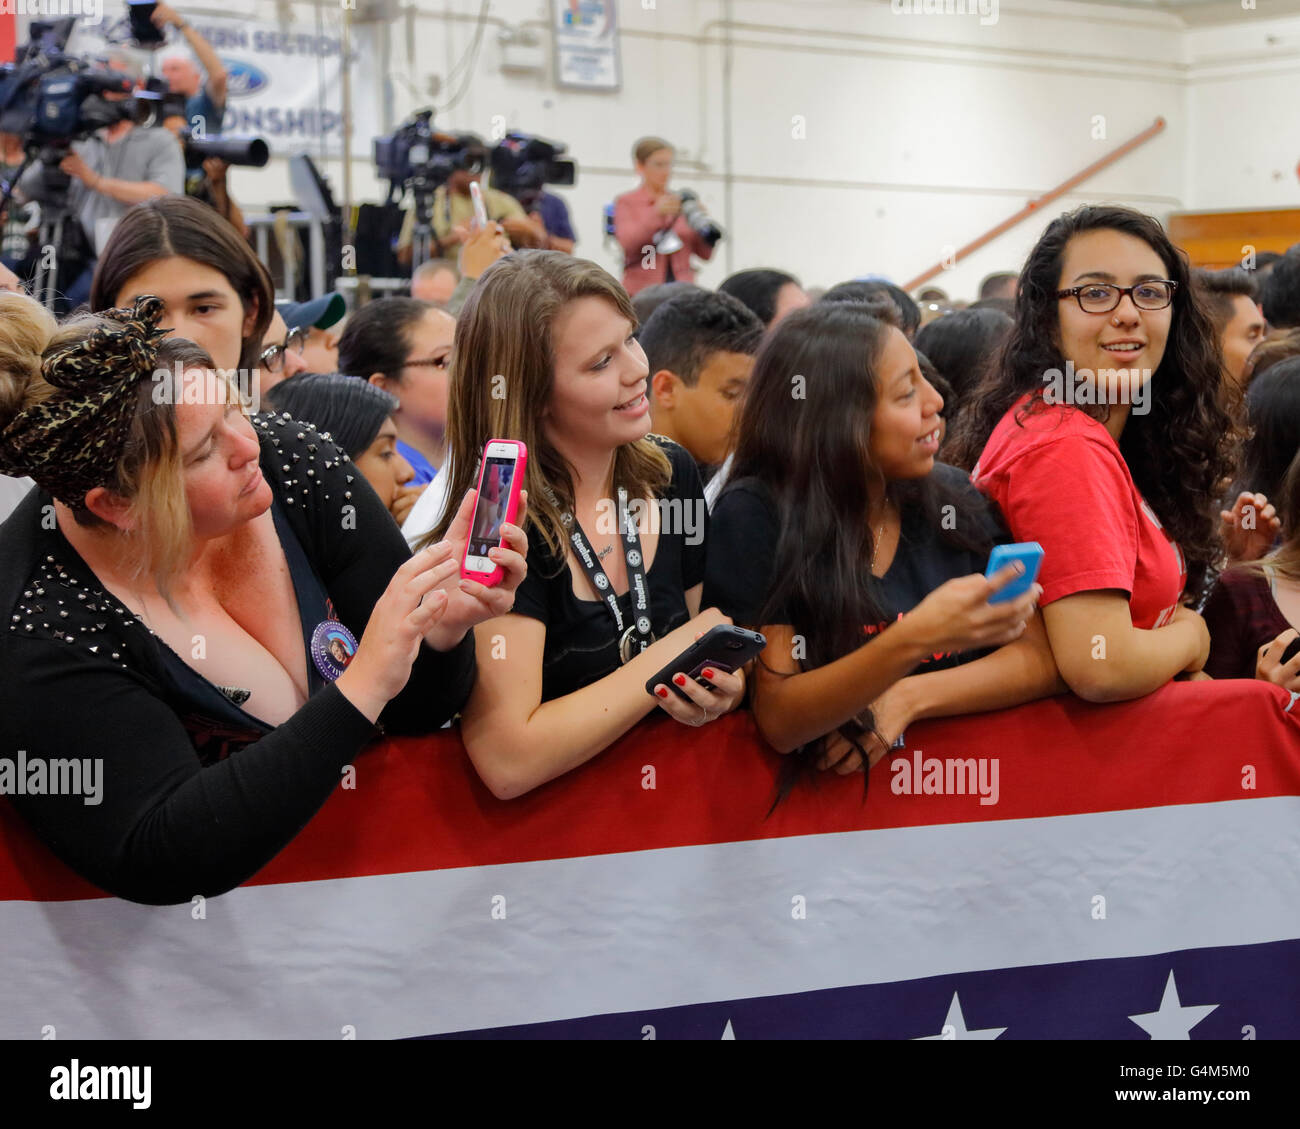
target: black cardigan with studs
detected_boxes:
[0,412,475,905]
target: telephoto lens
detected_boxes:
[677,189,723,246]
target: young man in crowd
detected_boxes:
[279,291,347,374]
[258,309,310,398]
[631,281,703,334]
[1194,267,1265,388]
[978,271,1019,302]
[638,289,764,483]
[1261,247,1300,333]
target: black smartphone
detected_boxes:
[127,1,166,47]
[1282,634,1300,666]
[645,624,767,701]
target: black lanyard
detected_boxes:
[568,487,655,663]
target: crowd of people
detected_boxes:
[3,86,1300,903]
[0,4,246,312]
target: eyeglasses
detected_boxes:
[1056,281,1178,313]
[259,326,308,373]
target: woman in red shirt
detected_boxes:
[949,205,1235,702]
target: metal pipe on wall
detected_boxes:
[722,0,735,277]
[340,7,355,251]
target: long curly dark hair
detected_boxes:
[947,205,1235,597]
[728,304,993,805]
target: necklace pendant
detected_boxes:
[619,623,655,664]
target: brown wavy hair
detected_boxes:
[425,250,670,555]
[947,204,1236,597]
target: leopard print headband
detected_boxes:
[0,295,171,507]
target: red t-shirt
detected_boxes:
[971,395,1186,629]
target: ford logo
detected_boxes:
[223,61,267,99]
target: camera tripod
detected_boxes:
[30,205,78,313]
[0,148,84,313]
[407,179,439,273]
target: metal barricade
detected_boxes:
[244,210,327,301]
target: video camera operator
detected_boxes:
[1,131,38,277]
[488,131,577,254]
[15,50,182,310]
[152,3,227,135]
[395,136,544,268]
[527,187,576,254]
[614,136,719,296]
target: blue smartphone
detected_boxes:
[984,542,1043,604]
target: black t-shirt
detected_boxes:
[512,437,708,701]
[702,462,1007,674]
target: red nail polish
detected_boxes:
[673,674,687,686]
[702,668,714,680]
[655,686,669,698]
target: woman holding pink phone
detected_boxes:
[462,442,523,581]
[424,250,744,799]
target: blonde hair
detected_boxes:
[0,291,211,594]
[426,250,670,556]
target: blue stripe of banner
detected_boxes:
[420,938,1300,1040]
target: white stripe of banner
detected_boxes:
[3,796,1298,1039]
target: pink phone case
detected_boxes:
[469,182,488,231]
[460,440,527,586]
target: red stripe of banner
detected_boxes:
[2,679,1299,902]
[0,12,13,64]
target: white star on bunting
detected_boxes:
[916,991,1005,1040]
[1128,971,1218,1040]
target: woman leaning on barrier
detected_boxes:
[0,293,527,905]
[948,205,1237,703]
[425,250,744,800]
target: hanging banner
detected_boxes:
[66,14,379,157]
[0,9,14,66]
[552,0,621,91]
[4,680,1300,1038]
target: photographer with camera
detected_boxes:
[614,137,719,297]
[160,112,247,236]
[395,137,544,268]
[153,3,227,135]
[16,51,183,311]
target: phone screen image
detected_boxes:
[468,458,515,560]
